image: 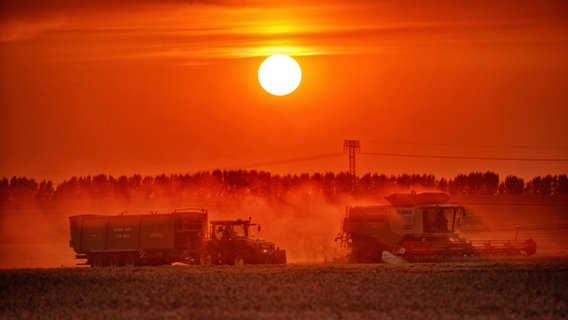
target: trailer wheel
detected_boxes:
[89,254,105,268]
[123,254,138,267]
[108,255,122,267]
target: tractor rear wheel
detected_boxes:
[234,255,245,266]
[199,249,217,265]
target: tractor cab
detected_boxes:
[210,218,259,241]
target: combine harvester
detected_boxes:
[336,192,537,263]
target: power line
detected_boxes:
[361,139,568,150]
[217,152,345,170]
[202,147,567,173]
[361,152,568,162]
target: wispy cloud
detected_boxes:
[2,1,567,64]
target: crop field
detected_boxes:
[1,257,567,320]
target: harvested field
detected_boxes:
[1,257,567,320]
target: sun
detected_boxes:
[258,54,302,96]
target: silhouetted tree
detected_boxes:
[55,176,78,200]
[437,178,448,192]
[36,180,55,202]
[336,172,354,193]
[527,175,555,196]
[115,175,129,198]
[448,174,468,195]
[127,174,142,198]
[92,174,111,198]
[140,175,154,198]
[0,177,11,204]
[154,174,173,198]
[539,175,554,196]
[396,174,412,188]
[501,175,525,195]
[420,174,437,188]
[525,176,539,195]
[556,175,568,195]
[8,169,568,205]
[447,171,499,195]
[10,176,38,202]
[481,171,500,195]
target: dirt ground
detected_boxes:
[1,257,567,320]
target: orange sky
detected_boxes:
[1,0,567,183]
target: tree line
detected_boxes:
[1,170,567,205]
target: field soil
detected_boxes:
[1,257,567,320]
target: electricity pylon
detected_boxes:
[343,140,360,176]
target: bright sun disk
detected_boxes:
[258,54,302,96]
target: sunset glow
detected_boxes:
[0,0,566,181]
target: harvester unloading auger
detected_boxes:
[335,192,537,263]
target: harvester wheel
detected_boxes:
[522,239,537,256]
[355,247,382,263]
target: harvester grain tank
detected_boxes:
[69,209,286,267]
[335,192,537,263]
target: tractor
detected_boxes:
[199,218,287,265]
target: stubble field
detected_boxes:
[1,257,567,320]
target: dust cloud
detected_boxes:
[0,186,365,268]
[455,196,568,256]
[0,205,77,268]
[1,189,567,269]
[207,188,351,263]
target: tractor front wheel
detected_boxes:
[233,250,256,266]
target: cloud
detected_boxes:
[2,0,566,63]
